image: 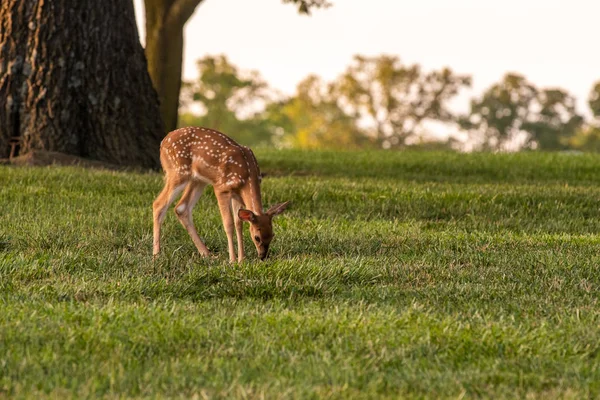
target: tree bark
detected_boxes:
[144,0,204,133]
[0,0,164,168]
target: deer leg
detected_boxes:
[174,181,210,257]
[231,196,245,262]
[153,179,187,256]
[215,191,236,263]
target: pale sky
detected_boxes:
[133,0,600,117]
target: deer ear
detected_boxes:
[238,209,257,223]
[266,201,291,217]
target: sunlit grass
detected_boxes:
[1,149,600,398]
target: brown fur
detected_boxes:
[152,127,290,262]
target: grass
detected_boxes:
[1,149,600,398]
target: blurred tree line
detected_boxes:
[180,54,600,152]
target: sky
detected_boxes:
[133,0,600,117]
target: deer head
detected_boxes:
[238,201,290,260]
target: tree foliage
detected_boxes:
[566,126,600,152]
[178,55,600,153]
[281,0,332,14]
[181,56,369,149]
[262,76,372,149]
[589,81,600,119]
[180,55,273,146]
[460,74,537,150]
[524,89,583,150]
[332,55,471,148]
[567,81,600,152]
[462,74,583,151]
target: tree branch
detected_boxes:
[166,0,205,29]
[281,0,332,15]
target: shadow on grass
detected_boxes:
[4,228,600,313]
[142,252,388,302]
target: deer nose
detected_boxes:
[259,246,269,260]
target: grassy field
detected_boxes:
[2,149,600,399]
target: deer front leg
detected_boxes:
[231,197,245,263]
[215,191,236,263]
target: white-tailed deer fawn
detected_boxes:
[153,127,290,262]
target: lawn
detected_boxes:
[1,149,600,399]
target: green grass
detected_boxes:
[2,149,600,399]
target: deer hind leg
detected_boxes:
[215,190,236,263]
[231,196,245,262]
[153,177,187,256]
[174,180,210,257]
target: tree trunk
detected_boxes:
[0,0,164,168]
[144,0,204,132]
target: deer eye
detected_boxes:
[254,235,261,243]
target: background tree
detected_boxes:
[0,0,163,167]
[332,55,471,149]
[180,55,273,146]
[462,73,583,151]
[566,80,600,152]
[281,0,331,14]
[522,89,583,150]
[566,126,600,152]
[589,81,600,119]
[460,74,536,151]
[262,75,370,149]
[143,0,331,133]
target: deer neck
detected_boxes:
[234,146,264,215]
[239,177,263,215]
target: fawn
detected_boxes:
[152,127,290,262]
